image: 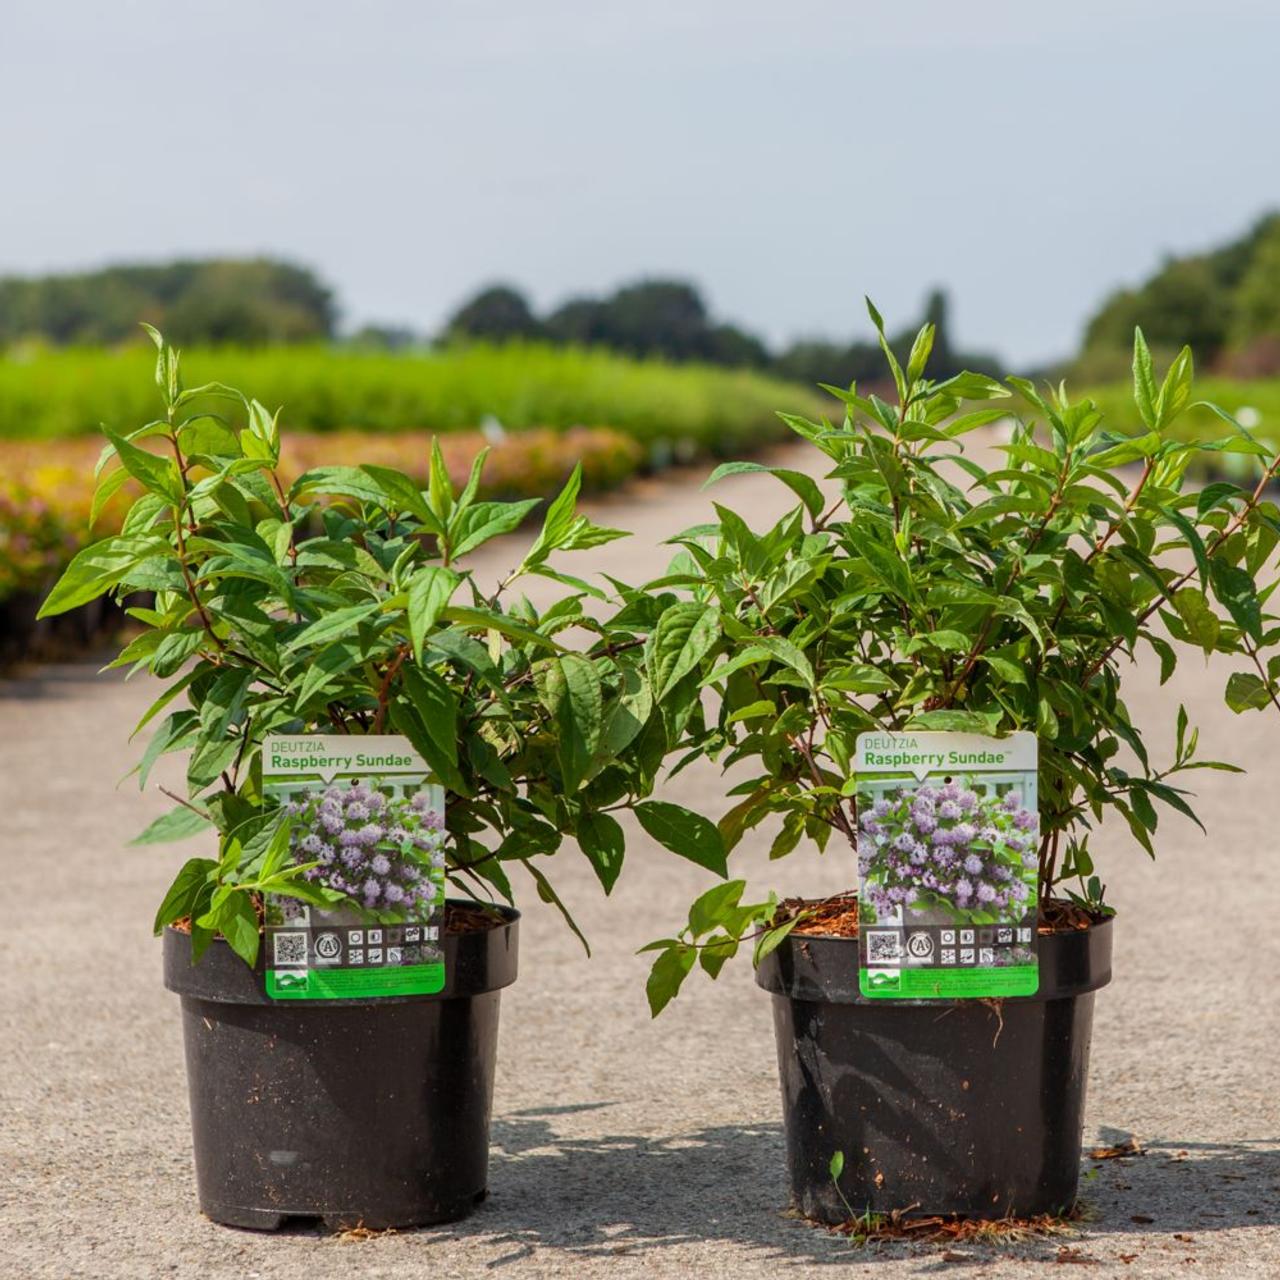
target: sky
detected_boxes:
[3,0,1278,367]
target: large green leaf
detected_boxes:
[400,664,459,767]
[577,809,625,894]
[361,464,444,534]
[634,801,727,876]
[440,606,562,651]
[406,565,461,661]
[703,461,825,520]
[284,602,382,653]
[104,429,184,505]
[131,804,213,846]
[538,654,604,793]
[522,464,582,565]
[648,602,720,700]
[1225,671,1272,713]
[38,535,161,618]
[645,943,696,1017]
[152,857,218,934]
[450,499,540,558]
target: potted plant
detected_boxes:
[38,329,724,1230]
[638,305,1280,1221]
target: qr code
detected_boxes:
[273,931,308,966]
[866,930,902,964]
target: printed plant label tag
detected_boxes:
[854,731,1039,999]
[261,735,447,1001]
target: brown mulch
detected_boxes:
[829,1203,1086,1247]
[778,893,1106,939]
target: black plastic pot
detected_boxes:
[756,917,1112,1221]
[163,903,519,1230]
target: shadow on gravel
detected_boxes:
[420,1112,1280,1268]
[437,1106,851,1267]
[1081,1132,1280,1236]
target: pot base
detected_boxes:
[200,1186,489,1233]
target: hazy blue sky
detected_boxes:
[4,1,1278,365]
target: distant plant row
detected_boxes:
[0,341,809,450]
[0,425,642,649]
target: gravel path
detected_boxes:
[2,447,1278,1278]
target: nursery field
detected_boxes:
[1087,376,1280,445]
[0,342,812,656]
[1,445,1277,1280]
[0,341,806,448]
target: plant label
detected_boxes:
[854,731,1039,999]
[261,734,448,1000]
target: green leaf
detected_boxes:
[439,605,562,651]
[753,915,800,963]
[1132,328,1159,430]
[290,466,389,505]
[538,653,604,793]
[136,709,197,789]
[1156,346,1194,427]
[361,464,444,534]
[400,664,459,767]
[131,803,213,846]
[906,322,935,385]
[450,499,540,558]
[1171,587,1219,655]
[688,879,746,937]
[645,943,696,1017]
[152,857,217,934]
[428,437,454,520]
[38,535,159,618]
[218,892,261,968]
[830,1151,845,1181]
[648,602,720,700]
[104,429,183,504]
[406,566,461,662]
[522,463,582,565]
[577,810,625,894]
[388,701,468,796]
[746,634,816,689]
[702,461,825,520]
[1225,671,1273,713]
[285,602,382,653]
[525,861,590,956]
[1209,560,1263,644]
[634,801,728,877]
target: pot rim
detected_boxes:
[756,912,1112,1006]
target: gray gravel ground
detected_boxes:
[2,449,1278,1278]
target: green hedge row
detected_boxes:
[0,341,814,456]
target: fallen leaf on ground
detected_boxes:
[1087,1136,1143,1160]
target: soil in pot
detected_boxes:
[164,901,518,1231]
[757,895,1112,1224]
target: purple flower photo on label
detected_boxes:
[265,776,448,928]
[856,779,1039,927]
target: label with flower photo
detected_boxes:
[854,731,1039,999]
[260,735,448,1000]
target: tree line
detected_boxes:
[1077,211,1280,380]
[443,280,998,385]
[0,259,335,347]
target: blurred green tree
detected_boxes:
[0,258,335,347]
[445,284,542,342]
